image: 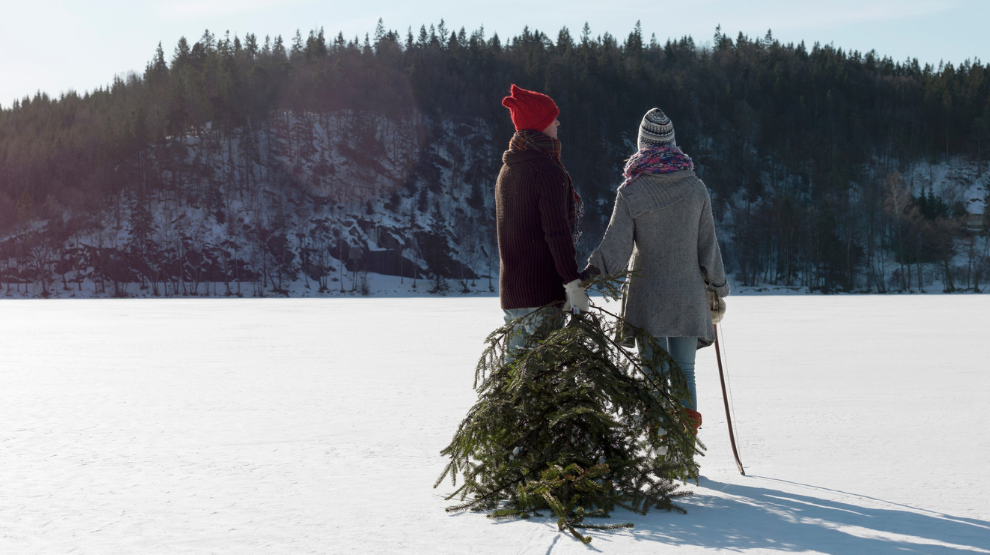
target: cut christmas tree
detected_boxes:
[435,274,704,543]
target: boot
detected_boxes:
[685,409,702,435]
[655,409,702,455]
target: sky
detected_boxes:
[1,0,988,109]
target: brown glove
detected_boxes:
[708,290,726,324]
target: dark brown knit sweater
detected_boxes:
[496,149,580,309]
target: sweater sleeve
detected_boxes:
[588,191,635,275]
[536,169,581,284]
[697,186,731,297]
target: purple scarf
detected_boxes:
[620,145,694,188]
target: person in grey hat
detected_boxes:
[583,108,730,434]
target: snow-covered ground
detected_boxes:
[8,267,990,300]
[2,296,988,554]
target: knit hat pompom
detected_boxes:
[502,84,560,133]
[638,108,676,149]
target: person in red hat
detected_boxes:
[496,84,589,359]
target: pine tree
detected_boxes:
[3,21,989,294]
[421,200,453,294]
[291,29,304,60]
[16,190,34,224]
[436,274,702,544]
[127,189,159,292]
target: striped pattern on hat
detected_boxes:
[638,108,676,149]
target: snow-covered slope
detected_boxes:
[2,296,988,553]
[2,104,988,298]
[1,110,502,298]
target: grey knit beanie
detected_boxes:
[637,108,676,149]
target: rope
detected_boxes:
[718,323,743,459]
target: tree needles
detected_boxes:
[435,274,703,543]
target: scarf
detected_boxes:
[509,130,584,244]
[620,145,694,188]
[509,129,565,168]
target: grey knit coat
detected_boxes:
[587,169,730,347]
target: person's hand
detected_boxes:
[579,265,602,284]
[563,279,591,313]
[708,290,726,324]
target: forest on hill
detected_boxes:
[1,20,988,297]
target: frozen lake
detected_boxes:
[2,296,989,554]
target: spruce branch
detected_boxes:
[436,273,703,543]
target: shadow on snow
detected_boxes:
[580,476,990,553]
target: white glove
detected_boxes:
[563,279,590,314]
[708,290,726,324]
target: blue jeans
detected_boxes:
[503,307,558,362]
[637,336,698,410]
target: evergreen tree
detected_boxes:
[1,20,989,295]
[126,190,159,291]
[436,274,702,543]
[421,200,454,293]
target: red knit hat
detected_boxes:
[501,84,559,132]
